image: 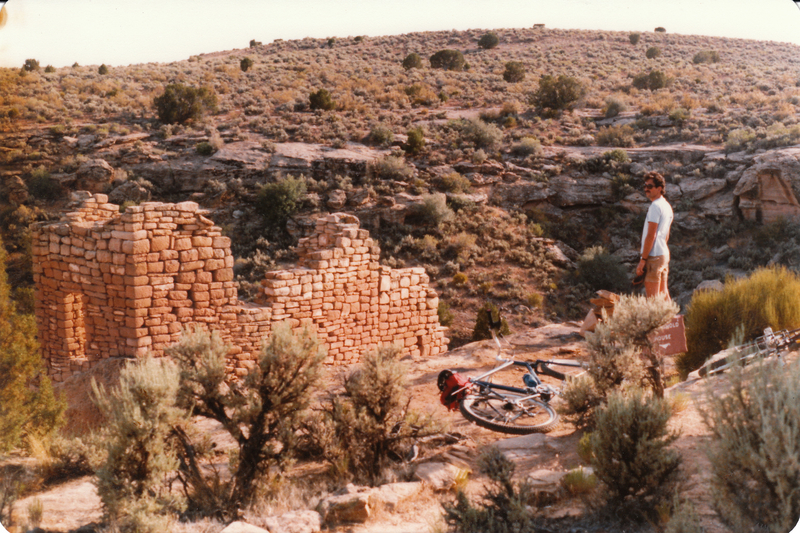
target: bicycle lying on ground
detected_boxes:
[437,319,586,435]
[696,326,800,378]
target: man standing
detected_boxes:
[637,171,673,298]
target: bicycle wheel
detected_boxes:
[459,390,559,434]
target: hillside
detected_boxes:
[4,27,800,339]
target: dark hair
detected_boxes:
[644,171,665,190]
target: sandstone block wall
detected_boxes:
[32,193,448,382]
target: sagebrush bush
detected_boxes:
[459,118,502,148]
[402,52,423,70]
[98,64,109,75]
[603,96,627,118]
[410,193,454,228]
[680,266,800,375]
[405,126,425,155]
[629,32,641,45]
[693,50,720,64]
[255,176,307,232]
[700,359,800,533]
[591,388,680,507]
[26,166,62,201]
[195,141,214,155]
[478,32,500,50]
[170,324,325,515]
[443,446,539,533]
[368,124,394,146]
[576,246,629,293]
[632,70,669,91]
[240,57,254,72]
[646,46,661,59]
[511,136,543,156]
[724,128,755,152]
[530,74,585,115]
[309,88,335,111]
[438,300,454,326]
[154,83,218,124]
[560,295,677,427]
[93,357,188,532]
[370,155,414,181]
[430,49,466,71]
[439,171,471,194]
[472,301,510,341]
[596,124,635,147]
[311,345,437,485]
[503,61,526,83]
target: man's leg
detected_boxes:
[644,256,668,298]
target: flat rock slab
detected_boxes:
[221,522,270,533]
[12,478,101,532]
[414,461,466,491]
[263,510,322,533]
[494,433,547,450]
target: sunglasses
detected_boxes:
[644,183,657,190]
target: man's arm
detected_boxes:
[637,221,659,275]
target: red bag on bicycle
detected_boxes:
[437,370,470,411]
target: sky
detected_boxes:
[2,0,800,69]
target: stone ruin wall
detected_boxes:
[32,192,448,382]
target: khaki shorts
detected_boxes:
[645,255,669,285]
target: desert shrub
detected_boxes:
[370,155,414,181]
[240,57,254,72]
[562,466,598,495]
[402,52,423,70]
[0,236,64,453]
[459,118,502,148]
[576,246,629,293]
[603,96,627,118]
[170,324,325,515]
[655,26,666,32]
[44,65,56,73]
[26,166,62,201]
[503,61,526,83]
[312,345,437,485]
[93,357,187,532]
[453,272,468,285]
[632,70,669,91]
[646,46,661,59]
[680,266,800,375]
[693,50,720,64]
[596,124,635,147]
[669,107,690,124]
[629,32,641,45]
[439,172,471,194]
[154,83,218,124]
[443,447,541,533]
[410,193,454,227]
[699,358,800,533]
[195,141,214,155]
[511,136,543,156]
[405,126,425,155]
[255,176,307,231]
[530,74,585,114]
[430,49,466,71]
[665,496,706,533]
[249,39,261,47]
[560,295,677,427]
[438,300,454,326]
[724,128,755,152]
[98,64,109,75]
[472,301,510,341]
[478,31,499,49]
[591,388,680,510]
[309,88,335,111]
[0,473,21,528]
[368,124,394,146]
[23,58,40,72]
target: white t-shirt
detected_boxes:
[641,196,673,257]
